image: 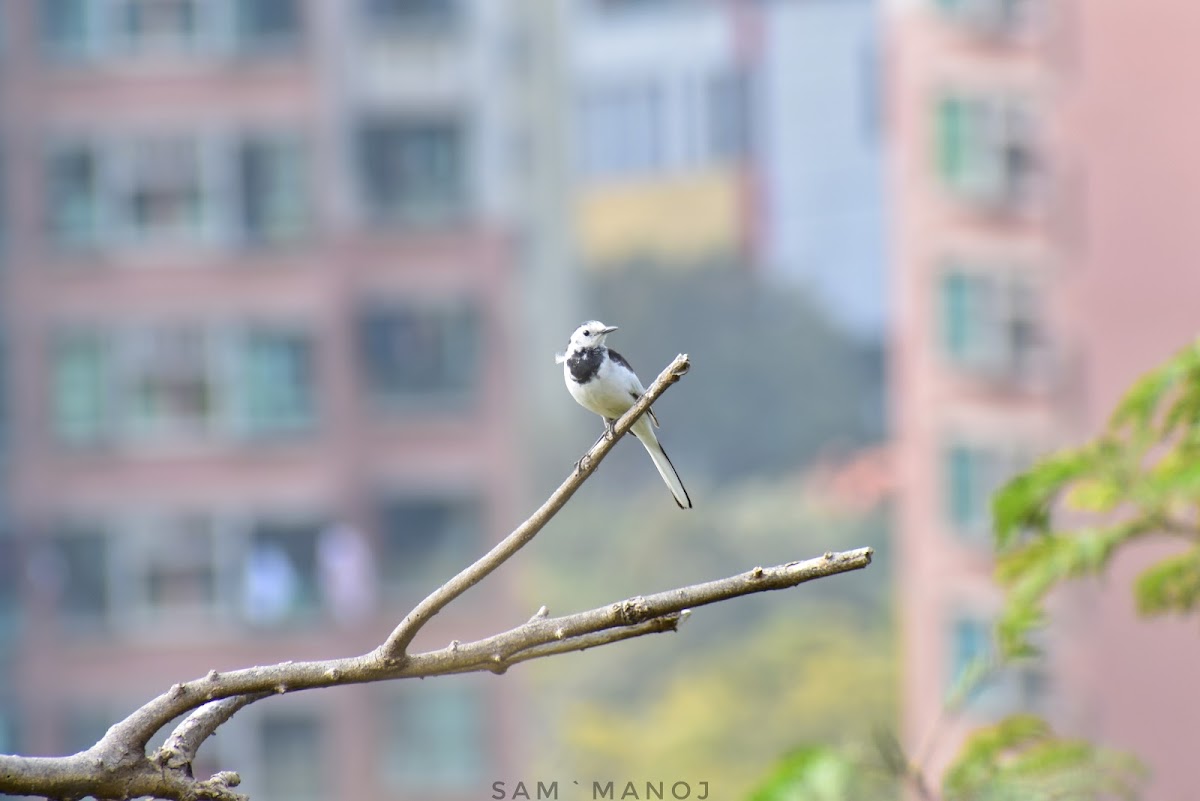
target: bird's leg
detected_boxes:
[574,420,618,474]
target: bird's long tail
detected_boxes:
[635,430,692,509]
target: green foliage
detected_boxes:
[991,338,1200,656]
[1134,547,1200,615]
[747,745,894,801]
[942,715,1144,801]
[928,341,1200,801]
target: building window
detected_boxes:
[131,514,221,624]
[0,703,18,757]
[935,94,1039,209]
[51,512,334,631]
[258,712,324,801]
[232,330,315,435]
[377,495,481,596]
[380,682,486,792]
[707,68,751,161]
[948,613,1047,713]
[52,526,110,627]
[939,267,1046,383]
[52,331,111,444]
[590,0,677,13]
[112,0,203,53]
[234,0,300,50]
[935,0,1039,37]
[42,0,299,60]
[0,338,8,460]
[52,326,316,446]
[949,614,994,699]
[121,328,219,440]
[357,304,480,408]
[62,706,116,756]
[47,144,102,247]
[0,150,7,262]
[357,118,467,225]
[241,519,322,626]
[41,0,95,59]
[237,135,307,245]
[943,442,1028,539]
[363,0,458,29]
[120,137,208,243]
[47,137,211,248]
[577,81,663,179]
[0,538,21,642]
[48,132,308,252]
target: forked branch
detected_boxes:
[0,353,875,801]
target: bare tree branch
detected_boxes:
[0,353,877,801]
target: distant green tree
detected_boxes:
[585,263,883,484]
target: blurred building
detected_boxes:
[566,0,887,339]
[566,0,758,270]
[0,1,526,799]
[759,0,887,338]
[890,0,1200,797]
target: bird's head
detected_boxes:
[566,321,618,355]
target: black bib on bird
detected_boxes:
[566,347,604,384]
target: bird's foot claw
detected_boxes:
[603,419,617,441]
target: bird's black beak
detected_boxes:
[601,326,618,334]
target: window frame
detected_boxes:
[377,679,488,792]
[355,116,470,226]
[355,301,483,411]
[375,491,484,600]
[934,91,1040,211]
[941,437,1033,541]
[936,262,1050,387]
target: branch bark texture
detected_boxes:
[0,354,875,801]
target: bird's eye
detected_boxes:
[583,329,592,337]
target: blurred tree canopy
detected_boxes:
[583,263,883,485]
[527,477,893,799]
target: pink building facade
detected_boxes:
[0,2,524,799]
[890,0,1200,798]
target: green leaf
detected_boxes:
[1064,477,1123,513]
[994,523,1149,656]
[943,715,1145,801]
[943,715,1051,799]
[1160,370,1200,436]
[1138,446,1200,505]
[1135,547,1200,616]
[993,449,1099,549]
[746,746,861,801]
[1110,354,1182,433]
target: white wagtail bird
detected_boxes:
[557,321,692,509]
